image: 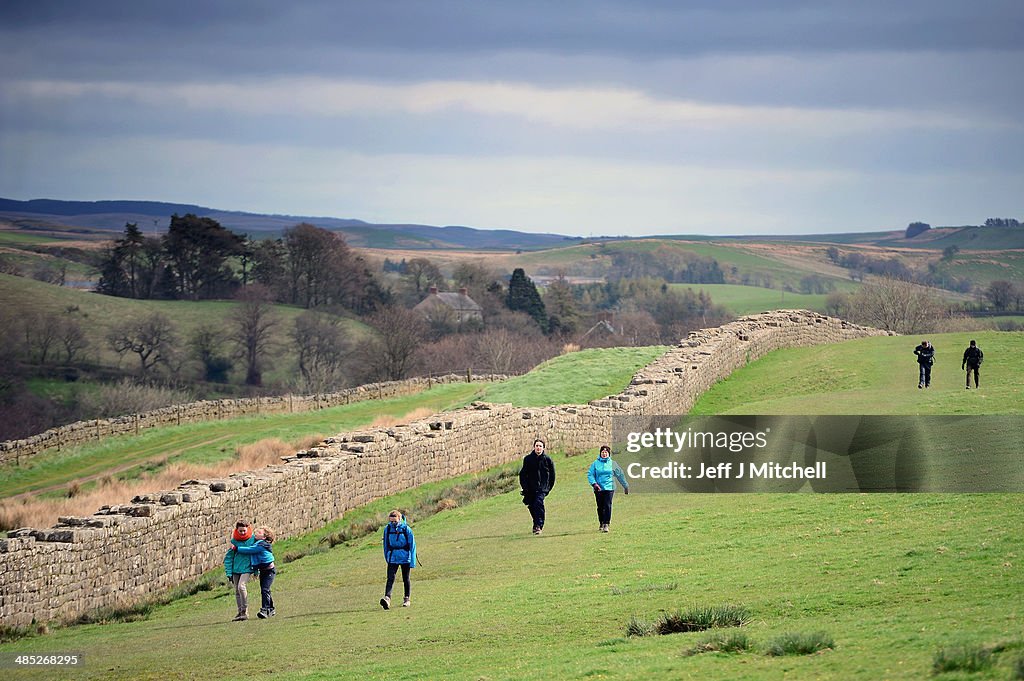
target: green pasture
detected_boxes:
[668,283,830,315]
[1,333,1022,679]
[0,230,64,245]
[691,331,1024,416]
[480,346,669,407]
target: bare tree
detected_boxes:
[291,311,350,392]
[108,313,177,376]
[985,280,1018,311]
[405,257,446,296]
[849,277,948,334]
[189,323,233,383]
[22,311,62,364]
[58,316,89,364]
[231,285,278,386]
[354,306,426,381]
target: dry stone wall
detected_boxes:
[0,374,507,466]
[0,311,888,626]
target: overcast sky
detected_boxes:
[1,1,1022,236]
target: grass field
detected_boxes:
[668,283,830,315]
[1,334,1021,679]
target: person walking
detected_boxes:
[380,510,416,609]
[232,526,277,619]
[914,339,935,389]
[962,339,984,389]
[587,445,629,532]
[224,520,257,621]
[519,439,556,535]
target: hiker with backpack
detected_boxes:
[914,339,935,389]
[380,509,416,609]
[962,339,984,389]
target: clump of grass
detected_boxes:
[0,623,40,643]
[625,616,657,637]
[656,604,751,634]
[683,632,753,656]
[932,644,994,674]
[1012,655,1024,680]
[765,631,835,656]
[611,581,678,596]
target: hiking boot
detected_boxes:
[402,598,410,608]
[534,527,543,535]
[966,385,970,389]
[918,384,924,389]
[268,608,276,617]
[601,525,610,533]
[257,609,268,619]
[380,596,391,610]
[232,613,248,622]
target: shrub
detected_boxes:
[765,631,835,656]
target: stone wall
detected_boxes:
[0,311,888,626]
[0,373,507,466]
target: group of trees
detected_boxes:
[98,217,388,314]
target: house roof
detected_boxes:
[413,291,482,312]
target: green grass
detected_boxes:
[1,335,1023,678]
[691,331,1024,415]
[669,283,830,315]
[0,383,485,498]
[480,346,669,406]
[0,230,64,245]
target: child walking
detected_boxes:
[224,520,256,621]
[232,526,277,619]
[380,510,416,609]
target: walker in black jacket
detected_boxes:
[914,340,935,389]
[519,439,556,535]
[962,340,983,389]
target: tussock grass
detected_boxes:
[683,632,754,656]
[765,631,835,656]
[657,605,751,634]
[625,616,657,638]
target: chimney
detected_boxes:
[458,287,468,296]
[429,286,439,295]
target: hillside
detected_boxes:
[0,330,1020,679]
[0,273,370,387]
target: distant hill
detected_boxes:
[0,198,576,251]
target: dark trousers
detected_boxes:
[594,490,615,525]
[385,563,411,599]
[257,564,275,611]
[966,364,980,387]
[918,363,932,387]
[527,492,547,529]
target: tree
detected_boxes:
[58,314,89,364]
[985,280,1018,311]
[405,258,446,296]
[108,313,177,376]
[544,276,580,335]
[941,245,960,262]
[905,222,931,238]
[163,213,243,300]
[189,324,233,383]
[291,311,350,392]
[354,307,427,381]
[506,268,547,332]
[21,310,62,364]
[848,277,947,334]
[231,285,278,386]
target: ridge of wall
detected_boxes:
[0,374,508,466]
[0,311,887,626]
